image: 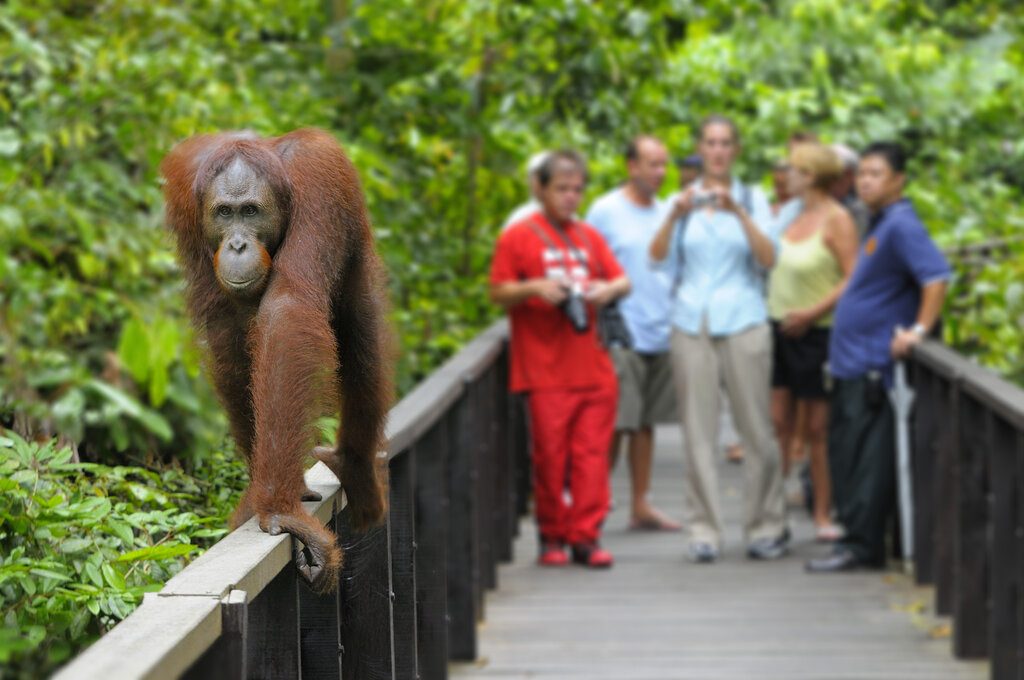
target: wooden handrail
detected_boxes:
[55,318,519,680]
[907,339,1024,678]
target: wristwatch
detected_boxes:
[910,323,927,337]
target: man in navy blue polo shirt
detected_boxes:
[806,141,950,572]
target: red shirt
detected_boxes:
[490,214,625,393]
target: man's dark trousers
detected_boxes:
[828,375,896,565]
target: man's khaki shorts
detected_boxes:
[610,347,677,431]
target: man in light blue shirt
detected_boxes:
[586,135,680,532]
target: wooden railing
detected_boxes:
[54,319,528,680]
[909,341,1024,680]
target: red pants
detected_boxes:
[528,384,616,545]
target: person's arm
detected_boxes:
[891,280,948,358]
[583,226,631,306]
[490,278,567,310]
[649,188,695,262]
[489,228,568,310]
[889,218,951,358]
[715,187,775,268]
[584,275,630,307]
[781,208,859,337]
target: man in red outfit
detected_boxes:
[490,149,630,568]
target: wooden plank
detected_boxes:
[55,322,512,679]
[491,362,514,563]
[415,418,450,679]
[247,565,300,679]
[935,374,959,616]
[954,394,991,659]
[162,462,339,600]
[960,363,1024,431]
[447,393,481,661]
[299,507,343,680]
[52,594,221,680]
[183,589,248,680]
[389,450,418,678]
[473,375,497,592]
[910,364,938,585]
[912,341,976,382]
[511,391,531,521]
[1018,431,1024,680]
[386,320,507,457]
[989,422,1023,680]
[450,425,987,680]
[338,492,395,680]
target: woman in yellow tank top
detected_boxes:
[768,143,859,541]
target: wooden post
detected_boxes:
[989,421,1023,679]
[415,419,450,678]
[934,374,958,616]
[953,393,991,659]
[247,567,301,679]
[512,392,531,521]
[491,364,513,563]
[474,374,497,592]
[910,364,938,585]
[338,465,396,680]
[299,507,342,680]
[182,590,248,680]
[389,450,418,678]
[447,391,480,660]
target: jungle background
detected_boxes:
[1,0,1023,675]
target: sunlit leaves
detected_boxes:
[0,432,246,675]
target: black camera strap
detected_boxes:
[527,216,594,278]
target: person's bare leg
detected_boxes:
[609,431,624,471]
[770,387,794,476]
[788,401,809,472]
[805,400,835,530]
[629,426,680,530]
[629,427,653,517]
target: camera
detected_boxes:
[691,191,718,210]
[561,281,589,333]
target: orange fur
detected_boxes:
[161,129,394,593]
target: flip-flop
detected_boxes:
[629,516,682,532]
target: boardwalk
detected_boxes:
[451,425,986,680]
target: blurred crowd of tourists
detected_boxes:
[488,115,949,572]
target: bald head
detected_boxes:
[625,135,668,199]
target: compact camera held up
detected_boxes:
[690,190,719,210]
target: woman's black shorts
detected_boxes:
[771,321,830,400]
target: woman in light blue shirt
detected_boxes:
[649,115,788,563]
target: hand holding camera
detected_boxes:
[712,187,742,215]
[531,277,588,333]
[671,186,722,218]
[690,190,720,210]
[534,278,569,306]
[583,280,616,308]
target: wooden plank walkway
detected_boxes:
[450,425,987,680]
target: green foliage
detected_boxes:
[335,0,1024,383]
[0,432,246,677]
[4,1,1020,467]
[0,0,338,464]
